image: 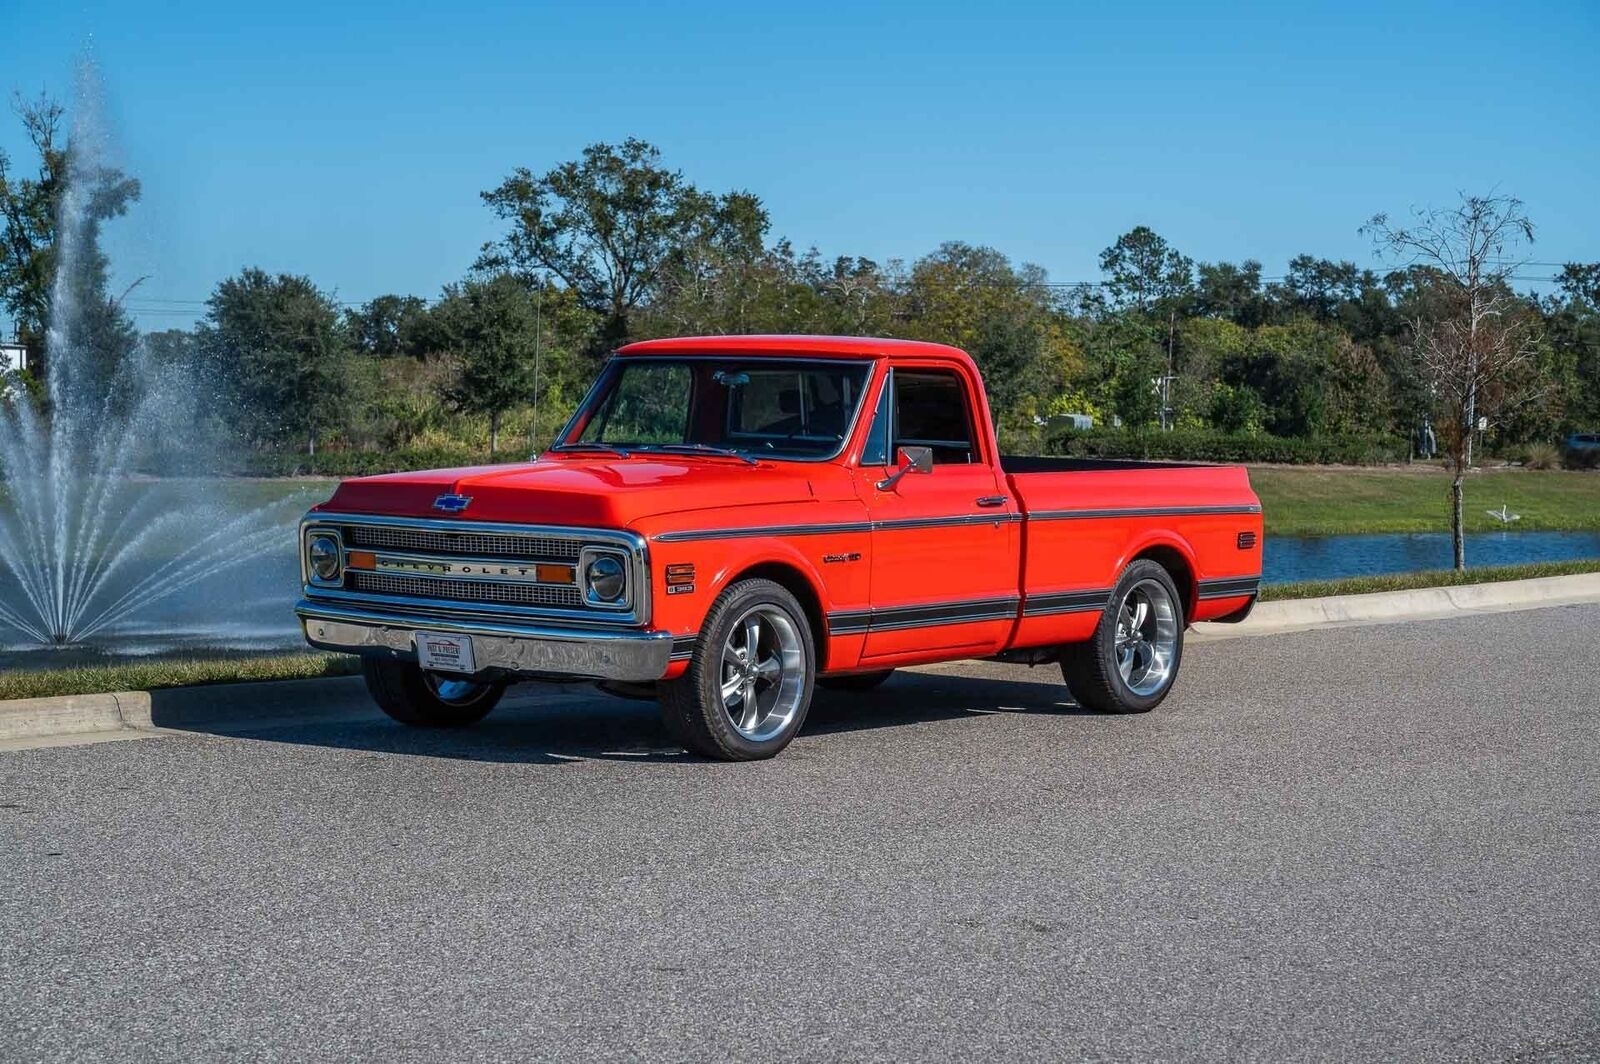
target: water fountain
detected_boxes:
[0,69,313,663]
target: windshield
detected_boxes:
[563,357,873,461]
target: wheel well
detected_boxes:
[729,563,828,653]
[1133,545,1196,618]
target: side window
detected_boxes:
[893,370,975,464]
[860,378,890,466]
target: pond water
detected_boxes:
[1265,530,1600,584]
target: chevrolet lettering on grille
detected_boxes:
[373,555,567,584]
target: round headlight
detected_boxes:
[308,535,341,582]
[585,554,626,602]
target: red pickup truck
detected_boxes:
[298,335,1262,760]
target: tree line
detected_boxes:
[5,102,1600,469]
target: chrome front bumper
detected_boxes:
[296,601,674,682]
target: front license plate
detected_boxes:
[416,631,476,674]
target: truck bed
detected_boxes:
[999,455,1219,474]
[1000,454,1257,517]
[995,454,1264,644]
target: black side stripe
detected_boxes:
[1030,504,1262,521]
[827,596,1021,635]
[873,513,1022,530]
[655,505,1255,542]
[1021,588,1113,616]
[1198,576,1261,599]
[688,580,1257,650]
[655,513,1017,542]
[657,522,871,543]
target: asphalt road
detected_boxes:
[2,606,1598,1063]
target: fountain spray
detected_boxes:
[0,63,311,651]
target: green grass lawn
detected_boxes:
[1258,558,1600,601]
[0,652,359,703]
[1251,467,1600,536]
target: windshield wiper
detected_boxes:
[552,442,633,458]
[634,443,759,466]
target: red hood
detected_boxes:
[318,455,836,528]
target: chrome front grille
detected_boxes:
[349,571,583,608]
[303,513,649,626]
[343,524,581,561]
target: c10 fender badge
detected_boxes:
[822,552,862,564]
[666,584,695,595]
[432,494,472,514]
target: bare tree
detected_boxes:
[1363,193,1540,569]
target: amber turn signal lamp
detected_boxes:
[537,564,577,584]
[346,550,377,570]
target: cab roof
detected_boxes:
[617,334,970,361]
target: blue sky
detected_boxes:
[3,0,1597,333]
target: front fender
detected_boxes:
[641,527,872,672]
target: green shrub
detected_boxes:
[1043,428,1407,465]
[1518,442,1562,470]
[1206,383,1265,435]
[236,445,503,478]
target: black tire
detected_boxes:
[659,578,816,761]
[362,657,506,727]
[1061,559,1185,714]
[818,669,895,692]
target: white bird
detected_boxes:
[1486,504,1521,524]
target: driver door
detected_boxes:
[858,366,1019,659]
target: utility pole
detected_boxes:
[530,286,543,456]
[1164,305,1177,431]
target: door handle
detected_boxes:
[975,495,1008,508]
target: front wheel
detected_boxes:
[659,578,816,761]
[362,658,506,727]
[1061,559,1184,714]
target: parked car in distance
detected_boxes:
[1565,432,1600,469]
[296,336,1263,760]
[1565,432,1600,452]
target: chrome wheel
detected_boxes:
[719,604,806,742]
[423,673,494,705]
[1114,578,1179,697]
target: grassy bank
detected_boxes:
[1258,558,1600,601]
[1251,467,1600,537]
[0,652,359,703]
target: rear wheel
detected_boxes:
[659,578,815,761]
[1061,559,1184,714]
[362,657,506,727]
[818,669,895,692]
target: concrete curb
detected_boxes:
[0,690,152,742]
[1192,573,1600,641]
[2,574,1597,747]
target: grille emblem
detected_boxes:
[432,494,472,514]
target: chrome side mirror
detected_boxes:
[876,445,933,491]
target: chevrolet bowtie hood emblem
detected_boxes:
[432,493,473,514]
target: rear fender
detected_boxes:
[1113,531,1201,619]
